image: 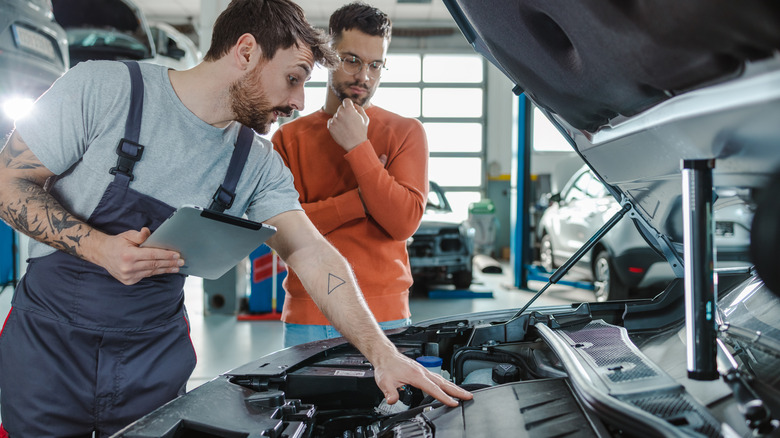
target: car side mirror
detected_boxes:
[549,193,562,205]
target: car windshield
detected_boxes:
[718,276,780,381]
[425,182,452,213]
[67,28,150,58]
[563,170,609,202]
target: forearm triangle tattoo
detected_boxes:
[328,273,345,294]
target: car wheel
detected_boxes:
[540,234,555,273]
[593,251,627,301]
[452,270,473,290]
[410,280,429,296]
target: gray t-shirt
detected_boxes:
[15,61,301,259]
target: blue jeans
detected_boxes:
[283,318,412,348]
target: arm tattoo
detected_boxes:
[327,273,346,294]
[2,136,44,170]
[0,134,93,257]
[0,178,91,258]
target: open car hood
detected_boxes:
[444,0,780,278]
[53,0,146,34]
[52,0,155,60]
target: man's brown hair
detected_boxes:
[329,2,392,45]
[204,0,338,68]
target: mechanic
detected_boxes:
[273,2,428,347]
[0,0,470,435]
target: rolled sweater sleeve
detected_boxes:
[300,188,365,236]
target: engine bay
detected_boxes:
[115,270,780,438]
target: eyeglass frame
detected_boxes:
[338,54,387,78]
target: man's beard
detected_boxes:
[230,65,292,134]
[330,79,374,107]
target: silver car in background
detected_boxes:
[537,165,753,301]
[0,0,68,136]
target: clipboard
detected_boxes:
[141,205,277,279]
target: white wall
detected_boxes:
[198,0,231,55]
[485,63,515,178]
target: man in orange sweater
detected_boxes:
[273,2,428,347]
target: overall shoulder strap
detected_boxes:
[109,61,145,182]
[209,125,254,213]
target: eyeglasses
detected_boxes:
[339,55,386,78]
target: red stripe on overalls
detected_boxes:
[0,307,12,338]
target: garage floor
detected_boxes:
[0,261,592,424]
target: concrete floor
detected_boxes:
[0,261,593,425]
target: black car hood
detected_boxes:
[444,0,780,271]
[444,1,780,131]
[53,0,144,33]
[51,0,154,56]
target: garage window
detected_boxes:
[531,106,572,152]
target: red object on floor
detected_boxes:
[0,423,9,438]
[236,311,282,321]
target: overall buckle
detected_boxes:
[109,138,145,180]
[210,184,235,212]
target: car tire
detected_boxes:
[452,270,473,290]
[540,234,555,273]
[410,280,428,296]
[593,251,627,301]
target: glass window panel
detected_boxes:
[565,173,589,202]
[423,54,483,83]
[424,123,482,153]
[428,157,482,187]
[532,106,572,152]
[265,86,325,138]
[382,53,421,83]
[427,189,447,211]
[309,64,329,83]
[585,175,608,198]
[300,86,327,117]
[423,88,482,118]
[443,191,482,222]
[372,87,421,118]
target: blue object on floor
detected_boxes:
[428,289,494,299]
[525,264,594,290]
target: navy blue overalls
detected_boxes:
[0,62,254,437]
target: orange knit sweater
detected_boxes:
[272,106,428,325]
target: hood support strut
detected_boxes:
[507,202,632,323]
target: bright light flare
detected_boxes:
[2,97,35,121]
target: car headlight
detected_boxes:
[2,96,36,122]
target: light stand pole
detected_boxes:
[682,159,718,380]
